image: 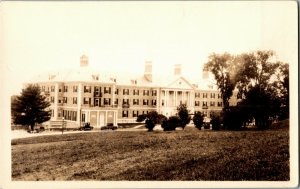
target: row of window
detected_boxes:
[195,92,222,99]
[51,96,222,107]
[122,110,149,118]
[195,101,223,107]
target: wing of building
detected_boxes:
[25,55,238,129]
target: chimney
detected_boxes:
[144,61,152,82]
[202,67,209,79]
[174,64,181,76]
[80,55,89,67]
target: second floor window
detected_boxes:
[195,101,200,106]
[122,110,128,117]
[143,99,149,105]
[133,99,139,105]
[73,86,78,92]
[152,90,157,96]
[84,86,91,93]
[123,99,129,104]
[73,97,77,104]
[104,98,111,105]
[104,87,111,94]
[133,89,139,95]
[63,97,67,103]
[123,89,129,95]
[202,101,207,106]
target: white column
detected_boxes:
[164,90,167,107]
[175,91,177,106]
[76,83,82,127]
[105,111,107,126]
[173,91,175,106]
[54,83,59,120]
[156,88,159,112]
[96,111,99,128]
[112,84,116,107]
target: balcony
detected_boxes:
[94,92,102,97]
[122,104,130,108]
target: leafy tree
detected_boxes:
[276,63,289,120]
[204,53,236,110]
[11,84,51,131]
[193,112,204,130]
[136,111,162,132]
[176,104,191,130]
[234,50,283,129]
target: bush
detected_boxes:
[223,107,244,130]
[161,116,180,131]
[193,112,204,130]
[210,114,221,130]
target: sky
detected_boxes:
[1,1,298,95]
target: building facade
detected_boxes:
[28,55,237,129]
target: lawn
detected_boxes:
[11,126,289,181]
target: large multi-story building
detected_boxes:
[26,55,237,129]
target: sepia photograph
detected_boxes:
[1,0,298,188]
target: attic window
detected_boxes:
[179,81,182,85]
[131,79,137,85]
[92,75,99,81]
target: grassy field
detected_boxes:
[11,126,289,181]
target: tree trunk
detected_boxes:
[30,123,35,131]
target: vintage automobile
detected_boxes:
[100,123,118,130]
[79,122,94,131]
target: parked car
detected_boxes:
[100,124,118,130]
[79,122,94,131]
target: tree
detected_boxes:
[234,51,282,129]
[136,111,163,132]
[11,84,51,131]
[204,53,236,110]
[176,104,191,130]
[193,112,204,130]
[210,112,221,130]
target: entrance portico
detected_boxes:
[81,109,118,128]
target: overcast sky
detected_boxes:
[2,1,297,95]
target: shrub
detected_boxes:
[162,116,180,131]
[193,112,204,130]
[210,114,221,130]
[223,107,244,130]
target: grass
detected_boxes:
[11,125,289,181]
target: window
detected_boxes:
[133,89,139,95]
[115,89,119,95]
[123,89,129,95]
[51,86,55,92]
[63,97,67,104]
[195,101,200,106]
[133,99,139,105]
[152,100,156,106]
[83,97,91,105]
[58,99,62,104]
[218,93,222,99]
[210,93,215,98]
[104,98,111,105]
[143,99,149,105]
[152,90,157,96]
[210,101,215,106]
[218,102,223,107]
[59,88,62,92]
[123,99,129,104]
[143,90,149,96]
[73,97,77,104]
[162,100,164,106]
[94,99,99,106]
[114,99,118,105]
[195,93,200,98]
[64,86,68,92]
[104,87,111,94]
[50,96,54,103]
[82,114,85,122]
[122,110,128,118]
[202,101,208,106]
[132,111,139,117]
[73,86,78,92]
[84,86,91,93]
[203,93,208,98]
